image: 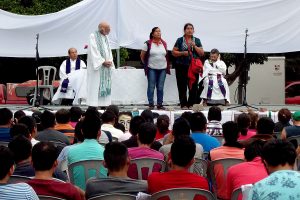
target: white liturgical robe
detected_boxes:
[52,59,86,105]
[200,59,230,102]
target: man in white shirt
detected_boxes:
[200,49,230,106]
[52,48,86,105]
[99,110,124,144]
[84,22,115,107]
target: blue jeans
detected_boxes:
[147,68,166,105]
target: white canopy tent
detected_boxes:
[1,0,300,58]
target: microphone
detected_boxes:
[36,33,39,40]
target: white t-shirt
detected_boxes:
[143,42,167,70]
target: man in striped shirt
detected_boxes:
[0,146,38,200]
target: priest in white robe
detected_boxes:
[85,22,115,107]
[52,48,86,105]
[200,48,230,106]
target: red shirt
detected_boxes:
[155,130,171,140]
[27,179,82,200]
[148,170,209,200]
[226,157,268,200]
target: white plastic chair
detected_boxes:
[129,158,166,180]
[38,195,66,200]
[0,141,9,147]
[231,187,242,200]
[188,158,208,177]
[32,66,57,106]
[151,188,216,200]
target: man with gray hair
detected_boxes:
[200,48,230,106]
[85,22,115,107]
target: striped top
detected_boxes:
[0,183,39,200]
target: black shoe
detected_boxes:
[157,105,166,110]
[148,104,155,110]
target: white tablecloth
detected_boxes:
[111,69,179,105]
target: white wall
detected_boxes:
[229,57,285,105]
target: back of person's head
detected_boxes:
[9,123,30,138]
[41,110,55,129]
[208,106,222,121]
[18,116,37,134]
[262,139,296,168]
[101,110,116,124]
[257,117,275,135]
[181,111,193,123]
[237,113,251,136]
[244,139,266,162]
[190,112,207,132]
[277,108,291,124]
[156,115,170,134]
[70,106,83,122]
[172,117,191,139]
[141,109,154,123]
[32,111,43,131]
[0,108,13,126]
[32,142,58,171]
[106,105,119,118]
[82,113,101,139]
[74,121,84,143]
[8,135,32,164]
[171,136,196,167]
[222,121,239,144]
[137,122,157,145]
[248,111,258,129]
[55,109,71,124]
[104,142,128,172]
[85,106,101,119]
[0,146,14,180]
[114,123,125,133]
[129,116,145,136]
[13,110,26,122]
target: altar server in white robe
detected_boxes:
[52,48,86,105]
[200,48,230,106]
[86,22,115,107]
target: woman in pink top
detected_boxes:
[226,139,268,200]
[237,113,256,141]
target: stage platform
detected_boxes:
[1,104,300,125]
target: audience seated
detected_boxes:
[226,139,268,200]
[190,112,220,152]
[18,116,40,146]
[32,111,43,132]
[127,122,164,179]
[247,139,300,199]
[251,117,275,140]
[54,109,75,143]
[209,121,244,199]
[159,117,203,162]
[36,110,70,145]
[8,135,35,177]
[274,108,291,133]
[237,113,256,141]
[141,109,154,123]
[282,111,300,139]
[118,111,133,141]
[67,109,107,190]
[207,106,223,136]
[122,116,145,148]
[0,146,38,199]
[27,142,84,199]
[9,123,30,138]
[248,110,258,132]
[13,110,26,124]
[155,115,171,141]
[148,136,209,198]
[85,142,147,199]
[99,110,124,144]
[69,106,83,128]
[0,108,13,142]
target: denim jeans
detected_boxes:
[147,68,166,105]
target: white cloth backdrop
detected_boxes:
[1,0,300,58]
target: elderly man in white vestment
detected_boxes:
[200,48,230,106]
[52,48,86,105]
[85,22,115,107]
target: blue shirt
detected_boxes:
[191,132,220,152]
[67,139,107,190]
[247,170,300,200]
[0,127,11,142]
[0,182,38,200]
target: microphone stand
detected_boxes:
[228,29,258,110]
